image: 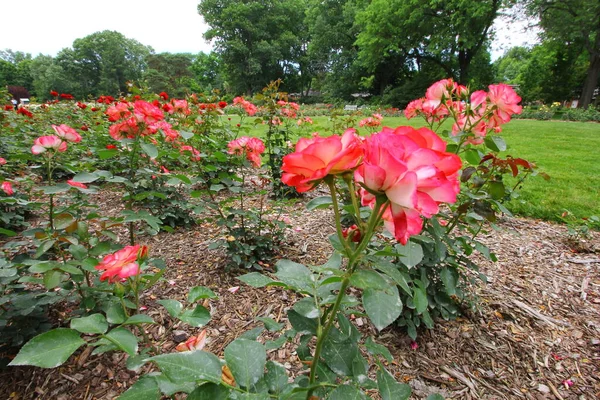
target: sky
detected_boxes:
[1,0,537,60]
[1,0,213,56]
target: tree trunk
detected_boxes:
[579,48,600,109]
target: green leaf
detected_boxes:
[395,241,423,268]
[238,272,277,288]
[321,334,358,376]
[377,366,411,400]
[413,286,428,314]
[239,327,264,340]
[329,385,366,400]
[256,317,283,332]
[0,227,17,237]
[40,184,70,194]
[179,130,194,140]
[188,286,218,303]
[287,309,317,335]
[350,270,389,290]
[98,149,118,160]
[305,196,332,210]
[364,337,393,362]
[43,269,63,289]
[70,313,108,334]
[157,299,183,318]
[440,268,458,296]
[153,373,196,396]
[224,338,267,388]
[105,301,127,324]
[488,181,506,200]
[9,328,85,368]
[363,287,403,331]
[105,327,138,355]
[274,259,314,292]
[150,351,222,384]
[484,135,507,152]
[123,314,154,325]
[464,149,481,165]
[265,361,288,394]
[293,297,320,319]
[35,239,56,259]
[54,213,76,230]
[179,305,211,327]
[141,143,158,159]
[118,377,160,400]
[375,262,412,296]
[187,383,230,400]
[72,172,100,183]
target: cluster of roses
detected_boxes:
[281,126,462,244]
[227,136,266,168]
[276,100,300,119]
[405,79,522,145]
[359,113,384,128]
[106,100,179,142]
[232,96,258,116]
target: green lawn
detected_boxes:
[247,116,600,224]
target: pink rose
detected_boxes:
[31,135,68,155]
[282,129,363,192]
[95,245,147,283]
[52,124,82,143]
[1,181,14,196]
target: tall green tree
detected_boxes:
[356,0,506,85]
[523,0,600,107]
[144,53,194,97]
[56,31,151,98]
[198,0,307,94]
[189,52,225,93]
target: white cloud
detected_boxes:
[3,0,213,56]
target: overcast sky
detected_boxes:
[2,1,537,60]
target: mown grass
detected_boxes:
[246,116,600,224]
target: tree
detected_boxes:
[56,31,152,98]
[189,52,224,93]
[29,55,74,100]
[523,0,600,107]
[356,0,507,85]
[198,0,307,94]
[144,53,194,97]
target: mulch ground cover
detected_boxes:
[1,188,599,399]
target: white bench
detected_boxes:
[344,105,358,111]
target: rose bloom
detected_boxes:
[172,99,190,115]
[52,124,82,143]
[218,101,227,109]
[1,181,14,196]
[31,135,68,155]
[487,84,522,123]
[0,158,6,165]
[95,245,147,283]
[227,136,265,167]
[106,102,132,122]
[106,144,117,150]
[17,107,33,118]
[50,90,59,97]
[67,180,87,189]
[355,126,461,244]
[282,129,363,192]
[133,100,164,124]
[159,91,169,100]
[176,330,207,352]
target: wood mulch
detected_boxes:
[1,188,599,399]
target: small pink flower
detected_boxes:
[52,124,82,143]
[0,158,6,165]
[31,135,68,155]
[562,379,574,388]
[410,341,418,350]
[67,180,87,189]
[1,181,14,196]
[168,280,176,286]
